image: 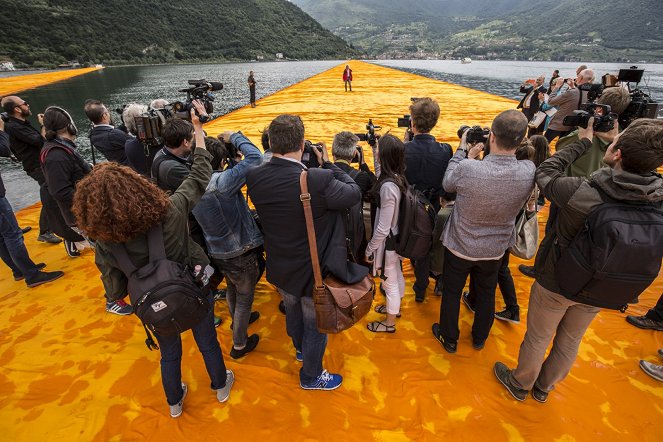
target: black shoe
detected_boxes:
[494,362,528,401]
[25,270,64,288]
[531,385,549,403]
[432,323,457,353]
[230,311,260,330]
[37,232,62,244]
[278,300,286,315]
[64,240,81,258]
[433,278,443,296]
[230,334,259,359]
[472,339,486,350]
[415,291,425,303]
[14,262,47,281]
[462,291,475,314]
[519,264,536,279]
[21,226,32,234]
[495,308,520,324]
[626,315,663,331]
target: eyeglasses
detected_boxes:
[16,101,29,108]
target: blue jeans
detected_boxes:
[278,288,327,384]
[0,197,39,280]
[212,249,260,348]
[154,294,227,405]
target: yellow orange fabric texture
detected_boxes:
[0,67,102,96]
[1,61,662,441]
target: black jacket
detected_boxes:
[125,137,161,177]
[151,147,192,193]
[334,161,377,199]
[3,116,44,173]
[517,84,547,120]
[89,125,129,164]
[404,134,452,211]
[247,157,367,297]
[0,130,10,197]
[41,138,92,225]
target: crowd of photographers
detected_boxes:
[0,64,662,417]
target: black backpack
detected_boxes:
[109,224,210,349]
[555,183,663,311]
[379,179,436,259]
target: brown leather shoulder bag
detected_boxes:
[299,170,374,333]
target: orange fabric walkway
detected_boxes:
[0,61,661,441]
[0,67,102,96]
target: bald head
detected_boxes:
[1,95,30,118]
[578,69,595,85]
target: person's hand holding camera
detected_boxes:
[458,129,469,154]
[313,141,329,165]
[578,117,594,142]
[190,99,207,127]
[467,142,484,160]
[597,120,619,143]
[218,130,236,143]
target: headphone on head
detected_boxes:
[44,106,78,136]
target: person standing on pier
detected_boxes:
[343,65,353,92]
[1,95,62,245]
[248,71,257,108]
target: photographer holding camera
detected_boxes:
[332,131,377,261]
[192,130,264,359]
[544,68,595,142]
[432,110,535,354]
[403,97,452,302]
[84,99,129,165]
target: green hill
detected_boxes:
[0,0,355,68]
[291,0,663,62]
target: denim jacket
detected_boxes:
[193,132,264,260]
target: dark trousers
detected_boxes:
[0,197,39,280]
[26,168,56,235]
[412,255,432,298]
[467,250,518,312]
[645,294,663,322]
[278,288,327,384]
[544,128,571,143]
[439,249,501,343]
[212,250,260,348]
[250,87,256,104]
[154,294,228,405]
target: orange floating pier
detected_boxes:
[0,61,661,441]
[0,67,102,96]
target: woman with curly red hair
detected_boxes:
[72,105,234,419]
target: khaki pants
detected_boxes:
[510,281,600,392]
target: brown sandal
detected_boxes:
[367,321,396,333]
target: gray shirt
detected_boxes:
[441,150,535,260]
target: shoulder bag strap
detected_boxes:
[146,224,167,262]
[299,170,324,290]
[107,243,138,276]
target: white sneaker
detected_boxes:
[216,369,235,402]
[169,383,187,418]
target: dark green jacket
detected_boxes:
[534,138,663,294]
[556,129,611,179]
[95,147,213,301]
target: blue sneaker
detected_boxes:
[300,370,342,391]
[295,350,303,362]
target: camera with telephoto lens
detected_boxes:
[457,125,490,145]
[562,83,616,132]
[301,140,324,169]
[611,67,663,129]
[355,118,381,148]
[170,79,223,123]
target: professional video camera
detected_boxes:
[170,79,223,123]
[134,111,165,147]
[301,140,324,169]
[612,67,663,128]
[355,119,381,147]
[563,83,616,132]
[457,125,490,145]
